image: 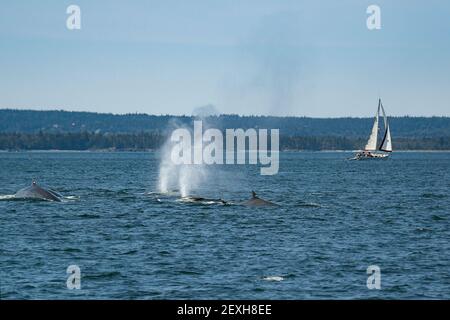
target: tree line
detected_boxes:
[1,132,448,151]
[1,109,450,138]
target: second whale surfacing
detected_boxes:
[241,191,277,207]
[14,181,63,202]
[180,196,228,205]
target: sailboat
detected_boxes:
[351,98,393,160]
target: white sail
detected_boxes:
[380,125,393,152]
[379,101,393,152]
[364,106,379,151]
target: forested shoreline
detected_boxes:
[1,132,448,151]
[1,110,449,150]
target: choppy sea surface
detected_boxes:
[0,151,449,299]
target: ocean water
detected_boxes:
[0,151,449,299]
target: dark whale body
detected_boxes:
[241,191,277,207]
[181,196,228,205]
[15,181,63,202]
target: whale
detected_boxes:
[14,181,63,202]
[180,196,228,205]
[241,191,277,207]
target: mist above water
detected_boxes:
[158,119,209,198]
[158,157,208,197]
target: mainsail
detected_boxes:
[379,125,392,152]
[364,100,381,151]
[379,101,393,152]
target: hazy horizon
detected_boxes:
[3,107,450,119]
[1,1,449,117]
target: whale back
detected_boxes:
[242,193,277,207]
[15,183,62,202]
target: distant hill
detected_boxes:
[0,109,449,150]
[1,109,450,138]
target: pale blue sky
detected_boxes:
[0,0,449,116]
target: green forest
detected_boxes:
[0,109,449,150]
[1,132,449,151]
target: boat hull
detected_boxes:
[350,152,390,160]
